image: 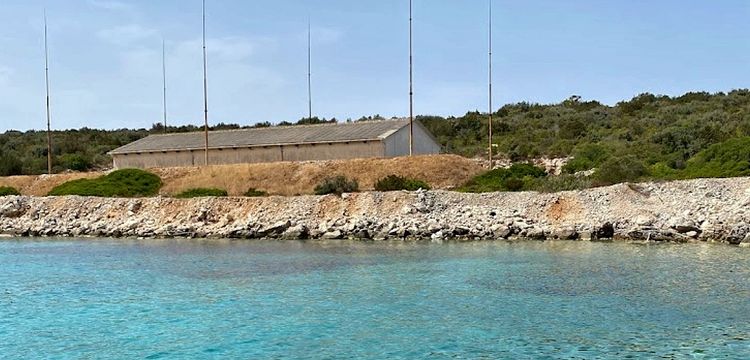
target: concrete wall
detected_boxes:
[112,140,385,169]
[383,122,442,157]
[113,150,200,169]
[281,141,383,162]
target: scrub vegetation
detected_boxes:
[314,176,359,195]
[174,188,228,198]
[374,175,431,191]
[47,169,162,197]
[460,164,548,193]
[0,186,21,196]
[461,135,750,193]
[244,188,269,197]
[2,90,750,191]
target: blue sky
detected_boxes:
[1,0,749,131]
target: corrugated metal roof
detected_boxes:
[109,119,410,155]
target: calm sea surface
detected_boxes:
[0,239,748,359]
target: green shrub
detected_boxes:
[48,169,162,197]
[562,144,610,174]
[174,188,228,198]
[0,186,21,196]
[593,155,647,186]
[244,188,269,197]
[314,176,359,195]
[681,137,750,179]
[374,175,431,191]
[0,154,23,176]
[648,162,680,180]
[502,178,525,191]
[460,163,547,193]
[60,154,93,172]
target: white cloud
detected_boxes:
[97,24,157,46]
[87,0,133,11]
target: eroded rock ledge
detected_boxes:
[2,177,750,246]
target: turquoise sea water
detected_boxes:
[1,239,749,359]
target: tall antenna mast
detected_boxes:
[408,0,414,156]
[307,17,312,121]
[44,10,53,174]
[202,0,209,166]
[162,39,168,133]
[488,0,493,168]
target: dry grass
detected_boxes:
[0,172,102,196]
[156,154,484,196]
[0,155,485,197]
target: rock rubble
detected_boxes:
[2,177,750,245]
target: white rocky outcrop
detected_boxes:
[2,177,750,245]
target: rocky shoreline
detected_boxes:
[2,177,750,246]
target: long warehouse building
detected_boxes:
[109,119,441,169]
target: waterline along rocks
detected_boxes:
[2,177,750,246]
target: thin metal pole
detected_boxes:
[408,0,414,156]
[308,17,312,121]
[162,39,168,133]
[44,10,52,174]
[488,0,493,168]
[202,0,209,166]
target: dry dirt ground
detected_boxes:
[0,155,485,197]
[0,172,101,197]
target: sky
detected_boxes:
[1,0,749,131]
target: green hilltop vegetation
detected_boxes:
[2,90,750,191]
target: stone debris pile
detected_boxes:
[1,177,750,246]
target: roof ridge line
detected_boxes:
[147,118,409,138]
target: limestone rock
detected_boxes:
[0,199,26,218]
[0,177,749,244]
[322,230,343,240]
[725,223,750,245]
[281,224,308,240]
[634,215,654,226]
[552,228,578,240]
[740,234,750,248]
[526,227,546,240]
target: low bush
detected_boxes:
[681,137,750,179]
[460,163,547,193]
[0,186,21,196]
[244,188,269,197]
[648,162,680,180]
[562,144,610,174]
[48,169,162,197]
[0,154,23,176]
[592,155,647,186]
[502,178,525,191]
[314,176,359,195]
[174,188,228,198]
[59,154,93,172]
[374,175,431,191]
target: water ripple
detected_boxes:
[0,239,748,358]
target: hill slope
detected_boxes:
[2,90,750,178]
